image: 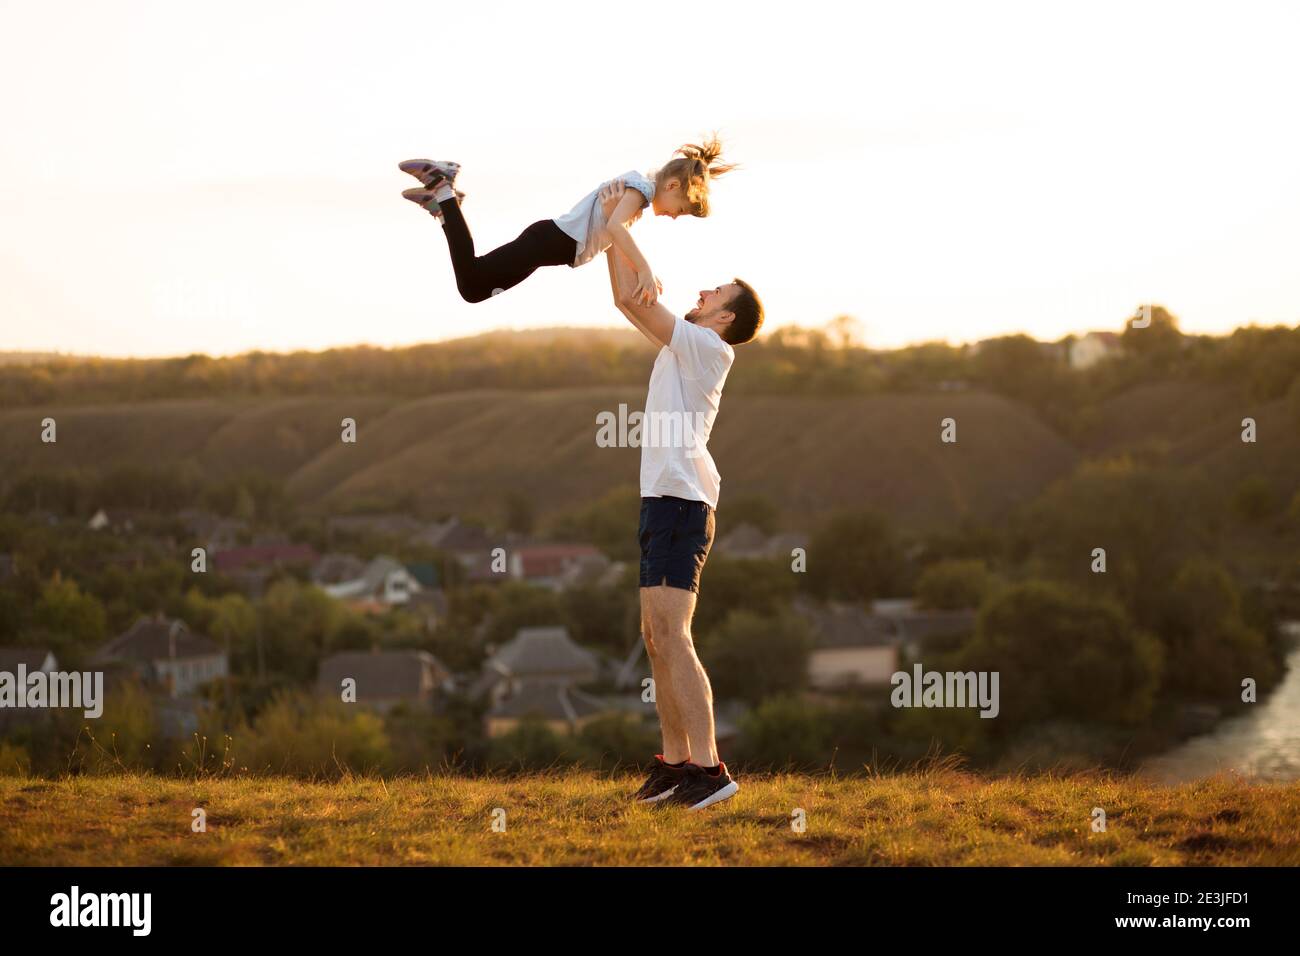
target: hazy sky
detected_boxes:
[2,0,1298,358]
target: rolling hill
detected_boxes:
[1,387,1078,532]
[1,379,1294,533]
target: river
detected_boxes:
[1140,624,1300,783]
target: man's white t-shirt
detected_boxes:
[640,316,735,509]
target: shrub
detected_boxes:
[232,691,390,777]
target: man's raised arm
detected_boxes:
[599,183,677,349]
[604,247,662,349]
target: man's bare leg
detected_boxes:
[641,592,691,763]
[642,584,718,767]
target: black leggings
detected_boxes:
[437,197,577,303]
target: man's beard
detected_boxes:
[685,307,701,323]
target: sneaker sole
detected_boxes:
[687,780,739,811]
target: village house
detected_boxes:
[484,682,610,738]
[213,543,318,575]
[1068,330,1123,369]
[86,508,134,533]
[211,542,318,598]
[796,598,903,689]
[0,646,58,677]
[712,522,767,558]
[507,544,606,590]
[95,615,229,699]
[713,523,810,561]
[311,552,367,586]
[869,598,979,658]
[409,517,499,577]
[322,555,423,608]
[0,647,59,729]
[316,650,451,713]
[177,509,248,552]
[474,626,611,737]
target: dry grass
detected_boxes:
[2,768,1297,866]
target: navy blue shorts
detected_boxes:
[638,495,715,592]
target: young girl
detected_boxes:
[399,137,735,306]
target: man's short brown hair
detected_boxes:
[723,278,764,345]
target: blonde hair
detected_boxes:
[654,134,737,217]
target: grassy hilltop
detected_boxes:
[2,769,1298,866]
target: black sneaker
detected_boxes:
[632,754,687,803]
[656,761,739,811]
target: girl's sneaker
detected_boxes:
[401,185,466,221]
[398,158,461,187]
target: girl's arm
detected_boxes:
[603,188,658,306]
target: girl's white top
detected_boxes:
[552,170,656,268]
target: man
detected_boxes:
[599,182,765,810]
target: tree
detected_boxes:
[962,579,1163,730]
[576,714,660,767]
[479,582,565,650]
[691,556,797,635]
[31,575,107,661]
[1011,457,1221,630]
[486,718,580,770]
[257,579,347,680]
[698,609,813,704]
[737,695,835,769]
[548,486,641,561]
[562,581,636,655]
[503,491,535,536]
[969,334,1074,407]
[235,692,390,778]
[1156,556,1278,698]
[805,508,906,602]
[1120,304,1183,360]
[720,493,781,535]
[915,559,995,610]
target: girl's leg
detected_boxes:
[437,199,574,303]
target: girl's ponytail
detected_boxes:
[656,133,737,217]
[676,135,738,181]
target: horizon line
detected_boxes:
[3,316,1295,364]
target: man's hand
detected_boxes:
[599,180,643,224]
[598,179,625,212]
[606,243,677,349]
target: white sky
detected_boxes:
[1,0,1298,358]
